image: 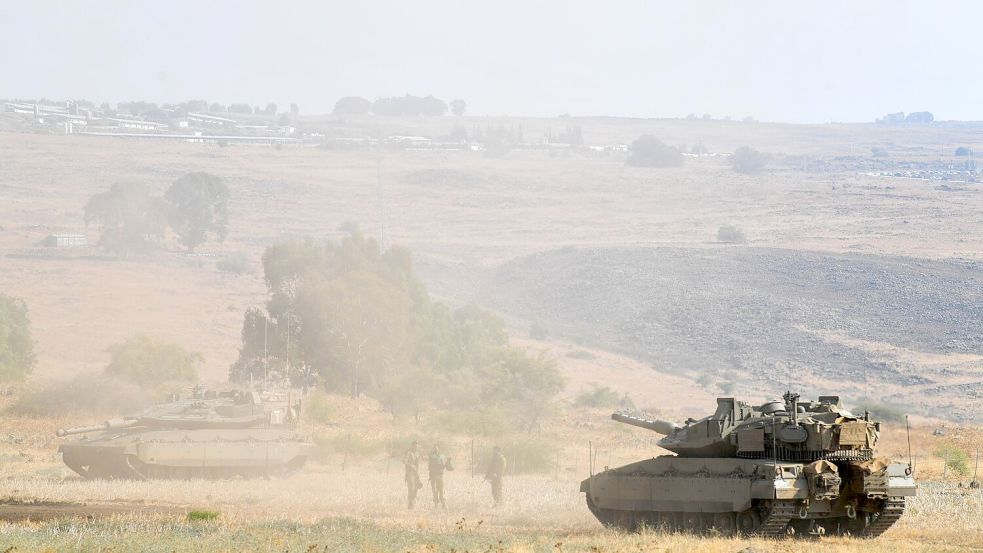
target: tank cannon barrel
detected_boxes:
[612,412,679,435]
[56,418,138,437]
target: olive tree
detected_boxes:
[84,182,167,255]
[164,172,229,252]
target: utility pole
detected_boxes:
[263,317,269,387]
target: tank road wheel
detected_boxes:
[711,512,737,536]
[736,509,761,535]
[681,512,706,534]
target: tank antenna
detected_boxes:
[905,415,913,474]
[589,440,593,477]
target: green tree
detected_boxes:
[230,235,563,424]
[450,99,466,116]
[104,333,200,387]
[0,293,36,381]
[731,146,770,174]
[164,172,230,252]
[333,96,372,116]
[626,135,683,167]
[84,182,167,255]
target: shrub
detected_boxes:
[8,374,150,416]
[0,293,35,381]
[935,444,970,476]
[717,225,747,244]
[626,135,683,168]
[186,510,220,522]
[303,390,335,424]
[216,252,250,275]
[575,385,620,408]
[731,146,770,174]
[104,334,200,387]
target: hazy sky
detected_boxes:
[1,0,981,123]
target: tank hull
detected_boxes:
[581,455,915,537]
[59,428,314,480]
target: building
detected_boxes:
[45,234,88,248]
[94,117,166,131]
[186,112,238,127]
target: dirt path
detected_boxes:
[0,500,184,522]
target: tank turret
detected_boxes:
[582,391,916,538]
[56,389,313,480]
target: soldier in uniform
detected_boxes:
[427,444,451,508]
[403,441,422,509]
[485,445,507,506]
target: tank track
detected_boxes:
[585,495,798,537]
[861,497,905,537]
[756,500,796,537]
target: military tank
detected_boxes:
[57,389,315,479]
[581,392,916,537]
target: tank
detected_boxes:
[581,392,916,537]
[57,389,315,480]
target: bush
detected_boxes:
[626,135,683,168]
[717,225,747,244]
[7,374,151,416]
[186,510,220,522]
[0,293,36,381]
[575,385,620,408]
[303,390,335,424]
[104,334,200,387]
[731,146,770,174]
[935,444,970,476]
[955,146,972,157]
[216,252,250,275]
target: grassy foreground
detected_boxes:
[1,514,981,553]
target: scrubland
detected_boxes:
[4,117,983,551]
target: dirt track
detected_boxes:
[0,500,182,522]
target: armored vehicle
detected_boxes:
[57,389,315,479]
[581,392,916,537]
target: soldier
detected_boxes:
[403,441,422,509]
[427,444,452,508]
[485,445,507,506]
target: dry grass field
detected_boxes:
[3,115,983,550]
